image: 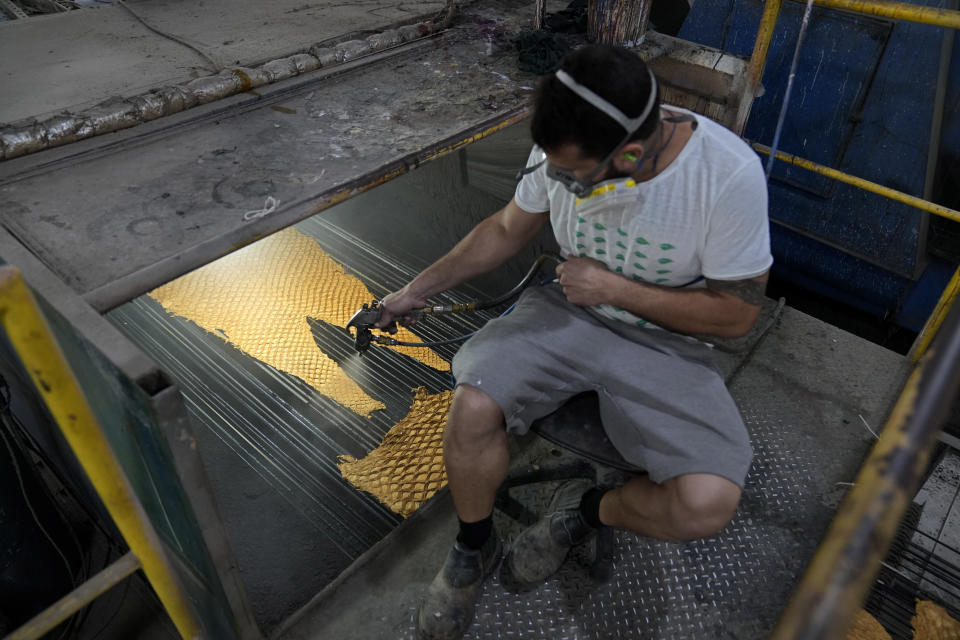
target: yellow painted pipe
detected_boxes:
[7,552,141,640]
[911,265,960,363]
[748,0,785,89]
[772,299,960,639]
[0,267,202,640]
[770,364,930,639]
[752,143,960,224]
[814,0,960,29]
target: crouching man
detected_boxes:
[377,44,772,640]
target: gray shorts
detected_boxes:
[451,285,753,487]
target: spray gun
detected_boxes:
[345,252,563,355]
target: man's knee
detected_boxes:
[444,384,506,450]
[665,474,741,540]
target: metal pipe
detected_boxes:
[0,267,203,640]
[771,299,960,640]
[6,553,141,640]
[765,0,816,179]
[911,265,960,362]
[813,0,960,29]
[0,10,454,161]
[747,0,785,91]
[752,143,960,224]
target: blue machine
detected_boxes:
[679,0,960,332]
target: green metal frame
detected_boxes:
[0,266,202,639]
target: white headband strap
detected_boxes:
[554,67,658,134]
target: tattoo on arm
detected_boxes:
[706,277,767,306]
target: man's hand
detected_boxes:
[376,288,426,333]
[555,255,618,307]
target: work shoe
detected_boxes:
[416,531,502,640]
[505,480,598,585]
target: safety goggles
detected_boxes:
[517,67,659,198]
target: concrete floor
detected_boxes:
[0,0,445,124]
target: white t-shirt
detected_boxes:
[514,108,773,329]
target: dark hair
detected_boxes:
[530,44,660,160]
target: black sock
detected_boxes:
[456,515,493,550]
[578,487,606,529]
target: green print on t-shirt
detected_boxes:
[568,217,685,311]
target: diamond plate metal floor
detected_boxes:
[275,306,909,640]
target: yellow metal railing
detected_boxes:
[911,266,960,362]
[747,0,786,91]
[750,143,960,365]
[746,1,960,639]
[771,301,960,640]
[747,1,960,361]
[752,143,960,224]
[814,0,960,29]
[6,553,141,640]
[0,266,203,640]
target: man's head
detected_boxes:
[530,45,662,194]
[532,45,660,158]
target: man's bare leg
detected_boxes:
[417,384,508,640]
[443,383,510,522]
[506,471,741,584]
[599,473,742,541]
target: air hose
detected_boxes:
[365,251,563,350]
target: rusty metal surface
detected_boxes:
[0,0,543,311]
